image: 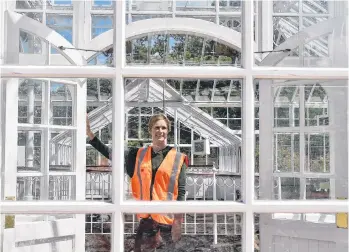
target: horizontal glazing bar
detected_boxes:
[0,200,347,214]
[0,66,116,79]
[17,124,77,131]
[1,66,348,79]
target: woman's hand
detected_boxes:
[171,214,182,242]
[86,114,95,140]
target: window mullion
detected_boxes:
[299,86,306,200]
[241,1,254,252]
[41,81,50,201]
[113,1,126,252]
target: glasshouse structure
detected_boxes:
[0,0,348,252]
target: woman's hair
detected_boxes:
[148,114,171,133]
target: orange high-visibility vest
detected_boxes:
[131,146,185,225]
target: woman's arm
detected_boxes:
[89,136,111,160]
[86,115,111,160]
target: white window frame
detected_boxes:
[0,1,348,252]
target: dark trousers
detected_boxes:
[133,217,179,252]
[133,218,209,252]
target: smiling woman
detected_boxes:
[87,113,189,251]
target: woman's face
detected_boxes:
[151,119,168,145]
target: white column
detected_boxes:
[3,79,19,199]
[75,79,87,251]
[112,1,126,252]
[258,80,274,252]
[73,0,85,49]
[241,1,255,252]
[0,0,5,65]
[327,85,348,199]
[4,11,19,64]
[258,81,273,200]
[260,0,273,53]
[24,81,35,200]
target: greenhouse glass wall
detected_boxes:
[0,0,348,251]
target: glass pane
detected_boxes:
[50,130,73,172]
[123,78,245,202]
[176,0,215,11]
[197,80,214,101]
[49,175,75,200]
[91,15,113,39]
[273,177,300,200]
[273,1,299,13]
[219,17,241,32]
[219,0,241,12]
[179,123,191,144]
[17,176,41,200]
[128,116,139,139]
[46,0,73,10]
[124,212,243,251]
[213,107,227,118]
[259,79,347,201]
[273,86,299,127]
[167,35,185,65]
[306,178,330,199]
[130,36,148,64]
[46,14,73,54]
[1,214,111,252]
[99,78,112,100]
[305,133,330,173]
[16,0,44,9]
[150,34,167,64]
[50,83,75,126]
[260,1,347,68]
[303,0,329,14]
[93,0,113,9]
[305,84,328,126]
[18,80,43,124]
[17,130,43,172]
[213,80,230,102]
[273,133,300,172]
[184,36,204,66]
[273,17,299,49]
[182,80,197,101]
[132,0,172,11]
[256,212,347,252]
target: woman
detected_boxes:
[87,114,188,252]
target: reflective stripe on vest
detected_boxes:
[136,147,148,200]
[167,151,182,201]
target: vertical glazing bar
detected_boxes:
[112,1,126,252]
[213,169,217,244]
[75,75,87,250]
[242,0,255,252]
[299,86,305,200]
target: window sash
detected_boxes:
[1,1,348,252]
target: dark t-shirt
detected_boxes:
[88,137,187,201]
